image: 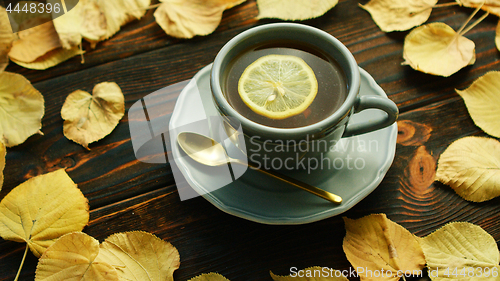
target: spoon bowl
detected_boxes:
[177,132,230,166]
[177,132,342,204]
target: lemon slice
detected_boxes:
[238,54,318,120]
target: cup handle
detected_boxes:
[343,96,398,137]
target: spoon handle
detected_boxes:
[243,161,342,204]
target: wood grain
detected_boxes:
[1,0,499,280]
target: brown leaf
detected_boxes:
[35,232,119,281]
[457,0,500,17]
[0,169,89,257]
[97,231,180,281]
[9,19,62,63]
[403,22,475,77]
[0,6,16,72]
[61,82,125,149]
[360,0,438,32]
[0,72,44,147]
[154,0,245,39]
[257,0,338,20]
[436,136,500,202]
[343,214,425,281]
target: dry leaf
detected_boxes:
[10,46,83,70]
[50,0,149,49]
[455,71,500,138]
[256,0,337,20]
[456,0,500,17]
[420,222,500,280]
[35,232,119,281]
[496,20,500,51]
[61,82,125,149]
[343,214,425,281]
[360,0,438,32]
[50,0,107,49]
[97,231,180,281]
[403,22,475,77]
[0,169,89,257]
[189,273,231,281]
[0,72,44,147]
[435,136,500,202]
[0,142,5,192]
[0,6,16,72]
[9,19,62,63]
[271,266,349,280]
[97,0,151,41]
[154,0,245,39]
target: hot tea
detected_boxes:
[223,40,348,128]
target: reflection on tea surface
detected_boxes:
[223,41,347,128]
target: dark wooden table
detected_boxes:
[1,0,499,280]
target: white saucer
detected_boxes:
[169,64,397,225]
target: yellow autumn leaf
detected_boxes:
[61,82,125,149]
[35,232,119,281]
[50,0,107,49]
[0,6,15,72]
[360,0,438,32]
[154,0,245,39]
[96,0,151,41]
[256,0,337,20]
[0,72,44,147]
[457,0,500,17]
[271,266,348,280]
[435,136,500,202]
[343,214,425,281]
[0,142,5,192]
[455,71,500,138]
[420,222,500,280]
[403,22,475,77]
[50,0,148,49]
[189,273,231,281]
[9,19,62,63]
[0,169,89,257]
[10,46,83,70]
[96,231,180,281]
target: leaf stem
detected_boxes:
[61,0,68,13]
[455,3,484,36]
[14,245,28,281]
[459,11,489,36]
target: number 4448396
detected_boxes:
[440,267,499,278]
[5,2,61,14]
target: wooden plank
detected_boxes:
[1,95,498,281]
[2,0,499,216]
